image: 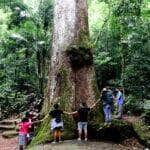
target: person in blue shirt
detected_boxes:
[115,88,124,119]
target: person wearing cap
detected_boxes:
[101,87,114,124]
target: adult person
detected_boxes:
[101,87,114,124]
[69,102,96,141]
[115,87,124,119]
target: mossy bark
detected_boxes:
[133,120,150,147]
[32,0,103,145]
[30,117,52,146]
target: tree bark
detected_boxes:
[43,0,98,112]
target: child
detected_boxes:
[17,116,42,150]
[25,111,35,144]
[18,117,32,150]
[49,103,68,143]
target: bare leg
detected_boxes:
[53,130,58,142]
[77,122,82,140]
[19,145,23,150]
[84,131,87,140]
[57,130,62,141]
[78,130,82,140]
[84,124,88,141]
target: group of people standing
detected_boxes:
[101,87,124,124]
[49,102,96,143]
[49,86,124,143]
[17,86,124,149]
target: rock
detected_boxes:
[2,130,18,138]
[89,119,136,142]
[28,140,144,150]
[0,119,17,125]
[0,125,15,130]
[28,140,121,150]
[133,120,150,148]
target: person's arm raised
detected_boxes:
[90,99,100,109]
[64,111,78,115]
[63,111,71,115]
[33,113,49,124]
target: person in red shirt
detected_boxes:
[18,117,42,150]
[18,117,32,150]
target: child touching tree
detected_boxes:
[17,117,43,150]
[49,103,70,143]
[17,117,32,150]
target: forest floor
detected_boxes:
[0,134,145,150]
[28,139,144,150]
[0,132,18,150]
[0,115,146,150]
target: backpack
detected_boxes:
[106,91,113,105]
[55,117,61,123]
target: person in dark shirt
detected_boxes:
[50,109,63,123]
[70,102,96,141]
[101,87,114,124]
[49,103,69,142]
[49,104,63,142]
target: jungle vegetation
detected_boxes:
[0,0,149,118]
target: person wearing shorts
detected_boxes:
[49,104,64,142]
[70,102,91,141]
[18,117,32,150]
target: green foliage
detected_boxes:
[0,0,149,144]
[141,109,150,125]
[0,0,53,118]
[0,92,27,118]
[124,95,144,115]
[30,117,52,145]
[133,119,150,147]
[92,0,150,98]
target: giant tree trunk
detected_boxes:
[32,0,103,145]
[43,0,99,112]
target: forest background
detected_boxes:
[0,0,149,122]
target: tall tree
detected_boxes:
[43,0,98,111]
[33,0,103,144]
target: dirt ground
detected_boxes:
[28,139,145,150]
[0,133,18,150]
[0,134,145,150]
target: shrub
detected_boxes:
[124,95,144,115]
[141,110,150,125]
